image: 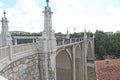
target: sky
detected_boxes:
[0,0,120,33]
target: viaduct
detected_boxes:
[0,0,95,80]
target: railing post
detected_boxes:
[79,38,80,41]
[33,39,35,43]
[9,45,12,60]
[69,39,70,44]
[62,39,64,45]
[70,39,72,43]
[80,38,81,41]
[76,38,78,42]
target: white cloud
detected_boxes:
[106,4,120,15]
[51,0,84,33]
[0,1,3,14]
[1,0,43,32]
[0,1,4,32]
[0,0,120,33]
[51,1,120,33]
[0,2,3,7]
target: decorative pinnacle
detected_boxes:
[67,28,69,34]
[84,26,87,38]
[84,26,86,32]
[3,11,6,18]
[46,0,49,7]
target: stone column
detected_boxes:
[15,39,17,45]
[83,29,88,80]
[40,0,57,80]
[9,45,12,60]
[72,46,76,80]
[62,39,64,45]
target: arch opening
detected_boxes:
[87,42,93,61]
[56,50,72,80]
[75,45,83,80]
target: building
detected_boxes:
[105,32,113,36]
[95,59,120,80]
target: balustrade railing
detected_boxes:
[0,37,90,61]
[0,43,37,61]
[12,43,36,55]
[0,46,9,60]
[56,38,83,46]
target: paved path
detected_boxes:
[87,63,94,68]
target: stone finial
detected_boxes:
[3,11,6,18]
[67,28,68,34]
[84,26,87,39]
[84,27,86,33]
[46,0,49,7]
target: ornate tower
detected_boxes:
[0,11,12,47]
[39,0,57,80]
[83,28,88,80]
[42,0,56,52]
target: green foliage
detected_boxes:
[95,30,120,59]
[55,32,66,38]
[70,32,84,38]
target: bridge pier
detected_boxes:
[72,47,76,80]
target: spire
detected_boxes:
[46,0,49,7]
[66,28,70,39]
[84,27,87,39]
[84,27,86,33]
[67,28,68,34]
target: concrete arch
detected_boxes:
[56,48,72,60]
[56,49,72,80]
[74,44,84,80]
[74,44,82,58]
[87,40,94,60]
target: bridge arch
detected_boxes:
[87,40,94,60]
[74,44,84,80]
[56,49,72,80]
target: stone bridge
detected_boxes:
[0,37,94,80]
[0,0,95,80]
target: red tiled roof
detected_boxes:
[95,59,120,80]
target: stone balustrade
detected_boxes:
[0,43,38,71]
[0,37,90,72]
[0,37,91,62]
[56,38,83,46]
[0,43,37,61]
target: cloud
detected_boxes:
[0,0,120,33]
[51,0,84,33]
[0,2,3,7]
[1,0,43,32]
[106,4,120,15]
[51,1,120,33]
[0,1,3,13]
[0,1,4,32]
